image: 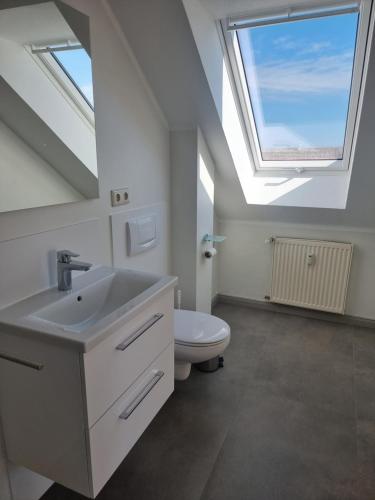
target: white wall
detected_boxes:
[196,129,215,313]
[171,128,215,313]
[218,219,375,320]
[212,211,220,300]
[171,129,198,311]
[0,120,83,212]
[0,0,170,498]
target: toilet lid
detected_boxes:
[174,310,230,346]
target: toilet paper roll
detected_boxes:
[204,247,217,259]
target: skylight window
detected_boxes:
[222,2,371,172]
[30,42,94,125]
[51,48,94,108]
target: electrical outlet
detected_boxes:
[111,188,130,207]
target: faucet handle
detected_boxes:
[57,250,80,263]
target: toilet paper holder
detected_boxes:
[202,234,225,259]
[204,248,217,259]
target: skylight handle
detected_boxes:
[31,41,83,54]
[227,3,360,31]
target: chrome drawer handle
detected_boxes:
[115,313,164,351]
[0,352,44,371]
[119,370,164,420]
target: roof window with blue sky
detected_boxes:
[223,2,371,172]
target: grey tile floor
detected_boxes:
[41,303,375,500]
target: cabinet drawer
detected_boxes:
[89,343,174,497]
[83,290,174,426]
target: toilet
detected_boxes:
[174,309,231,380]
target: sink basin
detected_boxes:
[31,267,162,332]
[0,266,177,351]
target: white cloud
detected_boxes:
[300,41,332,54]
[273,36,331,54]
[251,52,353,94]
[273,35,298,50]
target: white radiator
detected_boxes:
[270,237,353,314]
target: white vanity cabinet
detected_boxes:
[0,288,175,498]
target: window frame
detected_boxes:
[220,0,372,173]
[26,44,95,129]
[50,49,94,110]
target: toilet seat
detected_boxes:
[174,310,230,347]
[176,338,226,348]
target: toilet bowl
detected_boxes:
[174,309,231,380]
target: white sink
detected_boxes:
[0,266,177,351]
[31,268,161,332]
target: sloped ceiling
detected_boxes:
[109,0,375,228]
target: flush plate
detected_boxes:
[126,213,159,256]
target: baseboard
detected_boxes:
[216,294,375,330]
[211,294,219,309]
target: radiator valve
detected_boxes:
[307,253,316,266]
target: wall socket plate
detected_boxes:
[111,188,130,207]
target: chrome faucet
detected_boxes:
[57,250,92,291]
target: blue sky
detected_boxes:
[237,12,358,151]
[54,48,94,106]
